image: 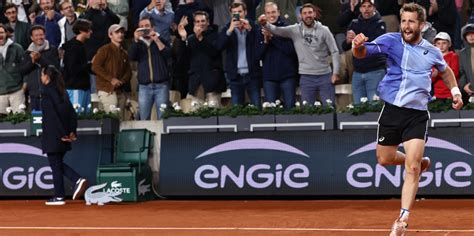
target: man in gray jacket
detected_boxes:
[258,3,340,106]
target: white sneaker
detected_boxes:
[390,220,408,236]
[45,197,65,206]
[72,178,88,200]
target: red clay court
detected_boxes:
[0,199,473,235]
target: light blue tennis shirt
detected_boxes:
[364,33,447,110]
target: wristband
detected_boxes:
[451,87,461,97]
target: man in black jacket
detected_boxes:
[20,24,59,111]
[216,2,261,108]
[129,16,170,120]
[62,19,92,112]
[341,0,386,104]
[177,11,226,108]
[255,2,298,110]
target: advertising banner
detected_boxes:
[0,135,113,196]
[159,128,474,196]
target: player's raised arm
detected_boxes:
[351,33,368,59]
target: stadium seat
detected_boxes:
[96,129,156,202]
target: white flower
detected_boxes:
[18,104,26,111]
[248,104,255,107]
[295,101,301,107]
[172,102,179,108]
[209,101,217,107]
[114,107,121,112]
[431,96,437,101]
[279,105,283,108]
[191,101,198,107]
[469,96,474,103]
[109,104,116,111]
[160,103,167,109]
[270,102,276,107]
[80,107,85,112]
[360,97,368,103]
[92,108,99,114]
[326,99,333,104]
[159,107,166,112]
[275,100,281,105]
[73,103,81,109]
[302,101,308,106]
[372,95,380,101]
[174,105,182,111]
[314,101,321,107]
[347,104,354,109]
[262,102,271,108]
[6,107,12,113]
[87,104,92,109]
[203,102,208,107]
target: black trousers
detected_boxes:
[47,152,81,198]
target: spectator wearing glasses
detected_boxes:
[4,3,30,50]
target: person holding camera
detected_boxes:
[216,2,261,108]
[129,16,170,120]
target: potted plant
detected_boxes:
[274,100,335,131]
[337,96,383,130]
[162,102,219,133]
[217,104,275,132]
[427,97,460,127]
[76,105,120,135]
[460,96,474,127]
[0,105,31,137]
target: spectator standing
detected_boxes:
[82,0,120,100]
[173,0,213,35]
[20,25,59,111]
[216,2,262,107]
[140,0,174,44]
[40,65,88,206]
[129,17,171,120]
[459,24,474,103]
[259,3,340,106]
[6,0,31,23]
[34,0,62,48]
[4,3,30,49]
[92,24,131,118]
[431,32,459,99]
[62,19,92,111]
[341,0,386,104]
[58,1,78,49]
[256,0,298,25]
[177,11,226,108]
[255,2,298,109]
[0,23,25,114]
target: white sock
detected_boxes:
[398,208,410,221]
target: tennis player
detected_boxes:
[351,3,463,235]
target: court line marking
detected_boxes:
[0,226,473,232]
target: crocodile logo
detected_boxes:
[85,183,122,206]
[138,179,151,196]
[111,181,122,188]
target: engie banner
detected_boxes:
[0,135,113,196]
[159,128,474,196]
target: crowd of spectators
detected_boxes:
[0,0,473,120]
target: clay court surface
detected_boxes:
[0,199,473,236]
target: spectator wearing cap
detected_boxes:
[341,0,386,104]
[4,3,31,50]
[92,24,131,119]
[459,24,474,102]
[431,32,459,99]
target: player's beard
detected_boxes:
[402,27,422,44]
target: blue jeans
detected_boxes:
[47,152,81,198]
[263,78,296,110]
[139,83,169,120]
[299,73,334,106]
[352,69,385,104]
[67,89,91,113]
[230,74,261,108]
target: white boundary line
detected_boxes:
[0,226,473,232]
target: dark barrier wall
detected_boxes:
[0,135,113,196]
[159,128,474,196]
